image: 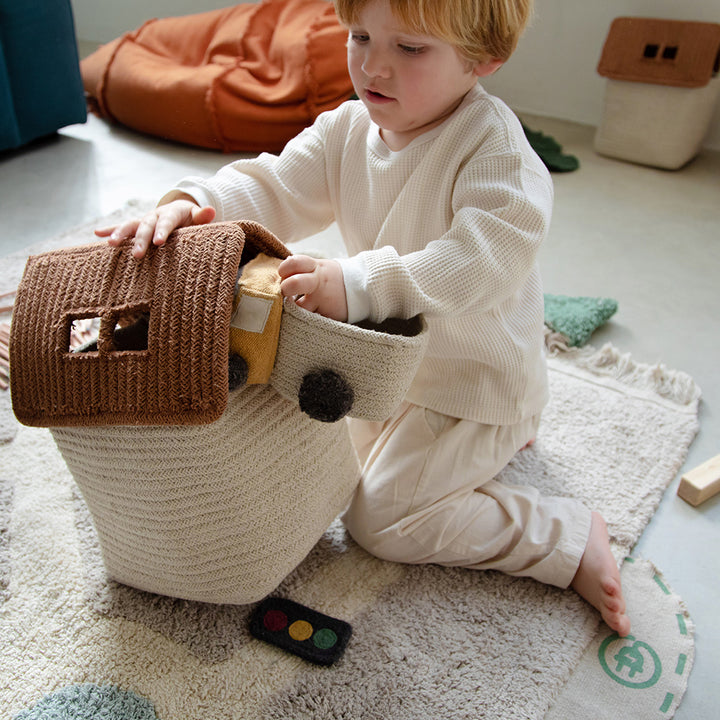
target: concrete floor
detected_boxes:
[1,111,718,718]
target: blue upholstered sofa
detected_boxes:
[0,0,86,151]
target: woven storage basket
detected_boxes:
[594,18,720,169]
[11,220,428,603]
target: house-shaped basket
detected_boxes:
[10,221,428,604]
[594,17,720,169]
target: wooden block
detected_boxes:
[677,454,720,506]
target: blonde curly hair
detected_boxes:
[333,0,533,63]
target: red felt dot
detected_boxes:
[264,609,288,632]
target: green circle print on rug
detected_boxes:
[546,558,694,719]
[13,684,158,720]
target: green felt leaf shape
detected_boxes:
[544,294,618,347]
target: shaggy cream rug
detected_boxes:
[0,205,699,719]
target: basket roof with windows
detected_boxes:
[10,221,287,427]
[597,17,720,88]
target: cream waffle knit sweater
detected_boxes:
[168,84,553,425]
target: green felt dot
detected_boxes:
[13,684,158,720]
[313,628,338,649]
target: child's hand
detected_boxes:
[278,255,348,322]
[94,199,216,259]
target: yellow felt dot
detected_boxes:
[288,620,313,641]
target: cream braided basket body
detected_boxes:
[51,383,360,604]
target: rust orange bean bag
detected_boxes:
[80,0,353,153]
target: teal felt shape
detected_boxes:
[544,295,618,347]
[13,684,158,720]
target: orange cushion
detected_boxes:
[81,0,353,152]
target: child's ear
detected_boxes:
[473,58,504,77]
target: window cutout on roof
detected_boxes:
[68,316,101,352]
[662,45,678,61]
[68,307,150,354]
[108,310,150,352]
[643,43,659,59]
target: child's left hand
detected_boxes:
[278,255,348,322]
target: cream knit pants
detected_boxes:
[342,402,592,589]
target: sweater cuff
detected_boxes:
[337,255,371,324]
[157,182,218,215]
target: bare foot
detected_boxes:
[572,512,631,636]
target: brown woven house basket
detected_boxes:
[10,221,428,603]
[594,17,720,168]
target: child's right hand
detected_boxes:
[95,198,216,259]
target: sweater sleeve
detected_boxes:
[351,151,553,323]
[164,115,338,244]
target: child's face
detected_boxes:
[346,0,501,151]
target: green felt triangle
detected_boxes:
[523,124,580,172]
[544,295,618,347]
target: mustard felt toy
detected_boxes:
[230,252,284,385]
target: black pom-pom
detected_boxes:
[228,354,249,391]
[298,369,354,422]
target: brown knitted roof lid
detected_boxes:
[598,18,720,88]
[10,220,289,427]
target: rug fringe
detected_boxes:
[0,322,9,390]
[544,326,572,354]
[549,339,702,407]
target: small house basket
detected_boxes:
[10,221,428,604]
[594,17,720,169]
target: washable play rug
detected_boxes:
[0,204,700,719]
